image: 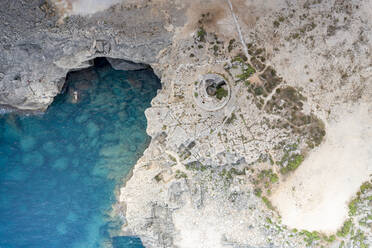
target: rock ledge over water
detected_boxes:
[2,1,372,248]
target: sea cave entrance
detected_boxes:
[0,57,161,248]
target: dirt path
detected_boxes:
[270,102,372,233]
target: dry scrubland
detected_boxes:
[116,0,371,247]
[0,0,371,247]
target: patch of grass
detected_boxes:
[194,92,199,97]
[322,234,336,243]
[168,154,177,162]
[254,188,262,197]
[292,33,300,39]
[359,216,371,226]
[154,173,162,182]
[216,87,228,100]
[269,173,279,183]
[337,219,353,237]
[261,196,274,210]
[229,167,246,176]
[278,16,285,22]
[348,198,359,216]
[360,181,372,193]
[253,86,264,95]
[225,113,236,124]
[213,44,219,53]
[351,229,368,248]
[237,64,256,81]
[175,170,187,179]
[258,169,279,184]
[232,54,247,63]
[339,240,345,248]
[196,27,206,42]
[185,161,200,170]
[265,217,272,224]
[228,39,235,52]
[280,154,304,174]
[219,168,233,181]
[300,230,321,246]
[348,181,371,216]
[269,154,274,165]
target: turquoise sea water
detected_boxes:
[0,58,160,248]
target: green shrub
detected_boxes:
[280,154,304,174]
[337,219,353,237]
[262,196,274,210]
[175,170,187,179]
[228,39,235,52]
[237,64,256,81]
[197,27,206,42]
[216,87,228,100]
[323,234,336,243]
[254,188,262,197]
[360,182,371,193]
[348,198,359,216]
[301,230,320,245]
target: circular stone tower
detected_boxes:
[193,73,231,111]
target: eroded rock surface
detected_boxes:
[117,0,371,247]
[0,0,182,111]
[1,0,372,248]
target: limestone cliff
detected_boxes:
[0,0,182,111]
[1,1,371,248]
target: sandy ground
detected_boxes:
[270,102,372,233]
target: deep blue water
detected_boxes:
[0,58,160,248]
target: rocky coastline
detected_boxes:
[1,0,371,248]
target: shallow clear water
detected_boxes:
[0,58,160,248]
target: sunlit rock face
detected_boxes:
[0,0,177,112]
[51,0,124,16]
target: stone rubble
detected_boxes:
[1,0,371,248]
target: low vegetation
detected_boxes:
[237,64,256,81]
[261,196,275,210]
[279,154,304,174]
[216,87,228,100]
[300,230,321,246]
[196,27,206,42]
[175,170,187,179]
[337,219,353,237]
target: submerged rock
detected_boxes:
[68,68,98,90]
[51,157,69,170]
[86,121,99,138]
[127,78,143,89]
[22,151,44,167]
[42,141,61,155]
[20,136,36,152]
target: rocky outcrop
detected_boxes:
[2,0,372,248]
[0,0,183,111]
[116,0,372,247]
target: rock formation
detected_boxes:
[1,0,371,247]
